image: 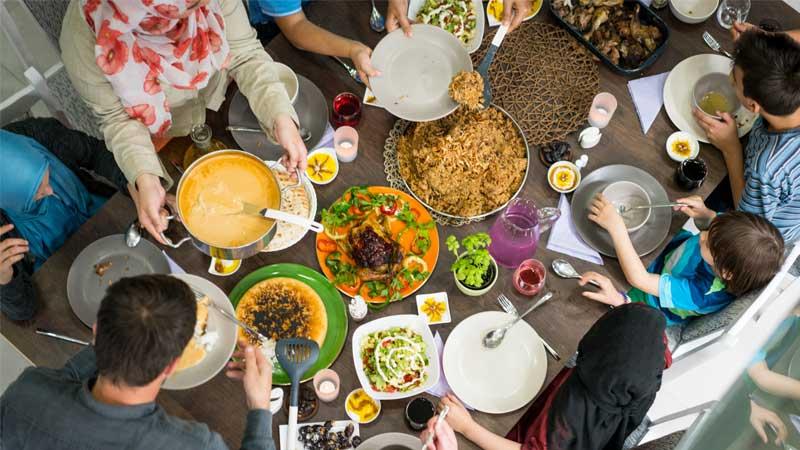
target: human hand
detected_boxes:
[133,173,168,244]
[502,0,532,33]
[0,224,28,285]
[440,393,474,435]
[588,194,626,234]
[349,43,381,87]
[692,109,740,153]
[732,21,758,41]
[420,415,458,450]
[226,339,273,410]
[386,0,413,36]
[750,400,787,446]
[579,271,626,307]
[674,196,715,221]
[274,114,308,173]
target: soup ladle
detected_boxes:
[551,259,601,288]
[228,200,324,233]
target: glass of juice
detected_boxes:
[331,92,362,129]
[405,397,435,431]
[675,158,708,190]
[513,259,546,296]
[488,198,561,269]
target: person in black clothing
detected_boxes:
[0,118,127,321]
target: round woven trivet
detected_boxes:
[470,23,598,146]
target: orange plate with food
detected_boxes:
[316,186,439,306]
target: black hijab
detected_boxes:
[547,303,667,450]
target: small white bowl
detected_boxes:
[669,0,719,24]
[602,181,652,232]
[666,131,700,162]
[345,388,382,424]
[547,161,582,194]
[305,148,339,185]
[273,62,299,104]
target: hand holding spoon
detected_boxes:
[552,259,601,288]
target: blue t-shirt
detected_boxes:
[739,117,800,243]
[247,0,309,25]
[628,230,734,325]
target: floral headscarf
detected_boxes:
[82,0,230,135]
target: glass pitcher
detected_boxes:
[488,198,561,269]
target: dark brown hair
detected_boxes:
[734,30,800,116]
[94,275,196,387]
[708,212,784,296]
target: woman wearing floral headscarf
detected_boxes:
[61,0,307,242]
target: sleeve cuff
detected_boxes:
[658,274,674,309]
[244,409,273,442]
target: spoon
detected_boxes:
[369,0,385,32]
[125,220,143,248]
[617,202,686,215]
[226,126,312,142]
[476,25,508,108]
[702,31,734,59]
[483,292,553,349]
[552,259,601,288]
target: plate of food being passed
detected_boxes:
[228,264,348,385]
[316,186,439,307]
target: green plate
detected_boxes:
[229,263,348,385]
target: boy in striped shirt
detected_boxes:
[693,25,800,243]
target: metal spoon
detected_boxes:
[552,259,601,288]
[702,32,734,58]
[369,0,385,32]
[483,292,553,349]
[125,220,142,248]
[226,125,312,142]
[617,202,686,215]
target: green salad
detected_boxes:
[417,0,477,45]
[360,327,429,393]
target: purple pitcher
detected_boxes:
[488,198,561,269]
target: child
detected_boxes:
[693,25,800,243]
[581,194,784,325]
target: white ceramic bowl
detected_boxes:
[602,181,652,232]
[273,62,298,104]
[351,314,440,400]
[344,389,382,424]
[547,161,582,194]
[692,72,741,120]
[665,131,700,162]
[669,0,719,24]
[304,148,339,186]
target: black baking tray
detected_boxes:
[549,0,670,76]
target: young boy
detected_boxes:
[693,25,800,243]
[581,194,784,325]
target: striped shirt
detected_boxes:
[739,117,800,243]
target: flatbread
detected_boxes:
[265,170,311,252]
[176,297,210,372]
[236,277,327,349]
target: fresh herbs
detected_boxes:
[396,202,434,256]
[325,252,358,287]
[446,232,494,288]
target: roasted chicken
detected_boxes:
[348,215,403,281]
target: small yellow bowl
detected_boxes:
[547,161,582,194]
[345,388,381,424]
[305,148,339,185]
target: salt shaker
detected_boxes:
[348,295,368,321]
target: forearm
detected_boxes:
[462,422,522,450]
[278,15,363,59]
[721,144,745,207]
[240,409,275,450]
[786,29,800,43]
[610,228,660,295]
[750,364,800,400]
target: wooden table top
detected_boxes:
[4,2,799,449]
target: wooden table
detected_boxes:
[4,2,799,449]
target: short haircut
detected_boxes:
[94,275,196,387]
[708,212,784,296]
[734,30,800,116]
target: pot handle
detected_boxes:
[261,209,324,233]
[159,212,193,248]
[536,207,562,233]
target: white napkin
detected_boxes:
[162,250,186,274]
[627,71,669,135]
[426,332,474,410]
[546,194,604,265]
[313,123,335,150]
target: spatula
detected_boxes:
[476,24,508,108]
[276,338,320,450]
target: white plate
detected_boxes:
[407,0,485,54]
[163,274,238,390]
[279,420,359,450]
[261,160,318,253]
[359,433,422,450]
[443,311,547,413]
[663,53,757,144]
[352,314,440,400]
[415,292,451,325]
[370,24,472,122]
[486,0,542,27]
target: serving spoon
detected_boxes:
[227,200,324,233]
[483,292,553,349]
[551,259,601,288]
[617,202,686,215]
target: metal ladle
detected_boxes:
[551,259,601,288]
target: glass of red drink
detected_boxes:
[331,92,362,129]
[513,259,546,296]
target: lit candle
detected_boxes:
[334,126,359,163]
[587,92,618,129]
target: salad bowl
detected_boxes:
[351,315,440,400]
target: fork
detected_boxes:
[369,0,385,32]
[497,294,561,361]
[189,287,271,344]
[703,32,734,59]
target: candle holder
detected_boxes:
[312,369,340,403]
[587,93,617,129]
[334,126,359,163]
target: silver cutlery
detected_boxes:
[477,25,508,108]
[703,32,734,58]
[226,125,312,142]
[497,294,561,360]
[331,56,363,85]
[484,292,554,349]
[617,202,687,215]
[551,259,601,288]
[35,328,90,346]
[125,220,142,248]
[422,405,450,450]
[189,288,271,344]
[369,0,386,32]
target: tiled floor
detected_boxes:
[0,333,33,394]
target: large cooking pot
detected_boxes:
[161,149,283,260]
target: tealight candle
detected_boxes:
[587,93,618,129]
[334,126,359,163]
[312,369,340,402]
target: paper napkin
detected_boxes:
[426,332,474,410]
[546,194,604,265]
[627,71,669,135]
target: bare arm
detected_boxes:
[462,424,522,450]
[748,361,800,401]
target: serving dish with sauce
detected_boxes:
[345,389,381,424]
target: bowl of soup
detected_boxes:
[692,72,741,120]
[173,150,282,259]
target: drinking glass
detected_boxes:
[513,259,546,296]
[717,0,750,29]
[331,92,362,129]
[488,198,560,269]
[675,158,708,190]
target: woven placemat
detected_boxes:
[470,23,599,146]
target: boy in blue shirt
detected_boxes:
[246,0,379,85]
[580,195,784,326]
[693,25,800,243]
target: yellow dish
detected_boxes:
[487,0,541,22]
[345,388,381,424]
[306,149,339,185]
